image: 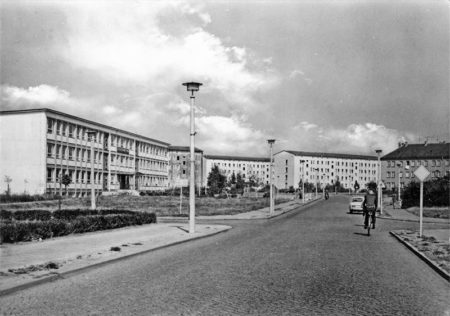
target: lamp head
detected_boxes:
[375,149,382,154]
[267,139,276,145]
[182,82,202,92]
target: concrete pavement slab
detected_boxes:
[0,223,231,295]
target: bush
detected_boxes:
[0,194,58,203]
[1,210,52,221]
[0,212,157,243]
[402,176,449,209]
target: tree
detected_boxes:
[207,165,226,195]
[4,176,12,196]
[228,172,237,187]
[247,175,257,187]
[354,180,360,192]
[236,173,245,192]
[61,174,72,196]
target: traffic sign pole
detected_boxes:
[414,165,430,238]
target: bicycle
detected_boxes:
[365,208,375,236]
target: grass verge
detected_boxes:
[394,230,449,275]
[405,207,449,219]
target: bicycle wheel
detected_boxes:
[367,211,372,236]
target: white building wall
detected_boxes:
[0,113,47,194]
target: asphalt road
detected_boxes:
[1,196,448,315]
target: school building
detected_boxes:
[0,108,170,196]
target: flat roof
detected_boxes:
[204,154,270,162]
[0,108,170,146]
[169,146,203,153]
[381,143,450,160]
[280,150,377,160]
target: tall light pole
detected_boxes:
[300,160,305,204]
[314,168,319,198]
[375,149,383,214]
[87,130,97,210]
[396,161,402,206]
[182,82,202,234]
[267,139,275,215]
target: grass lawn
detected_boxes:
[405,207,449,219]
[0,195,292,217]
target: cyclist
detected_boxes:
[363,188,377,229]
[324,189,329,200]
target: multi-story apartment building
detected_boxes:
[203,155,270,186]
[274,150,378,191]
[168,146,204,188]
[380,142,450,191]
[0,108,169,196]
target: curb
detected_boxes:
[378,216,449,224]
[267,197,323,219]
[0,226,232,297]
[390,231,450,282]
[159,198,323,222]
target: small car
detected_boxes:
[349,196,364,213]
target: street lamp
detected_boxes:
[87,130,97,210]
[396,161,403,207]
[267,139,276,215]
[314,168,319,198]
[375,149,383,214]
[300,160,305,204]
[182,81,202,234]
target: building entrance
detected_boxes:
[118,174,130,190]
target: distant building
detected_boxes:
[203,155,270,186]
[273,150,378,191]
[168,146,204,189]
[0,108,169,196]
[380,142,450,191]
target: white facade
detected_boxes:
[274,150,378,191]
[1,109,170,196]
[203,155,270,186]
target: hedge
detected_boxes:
[0,212,157,243]
[0,209,138,221]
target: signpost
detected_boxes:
[414,165,430,237]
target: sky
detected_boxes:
[1,0,449,157]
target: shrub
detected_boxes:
[0,212,157,243]
[0,194,58,203]
[402,176,449,208]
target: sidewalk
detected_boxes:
[0,224,231,295]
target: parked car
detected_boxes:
[349,196,364,213]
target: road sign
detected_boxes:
[413,165,430,238]
[414,165,430,182]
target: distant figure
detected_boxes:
[363,189,377,229]
[324,189,329,200]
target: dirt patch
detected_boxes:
[394,230,450,274]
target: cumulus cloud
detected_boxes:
[294,121,318,131]
[1,85,74,109]
[287,121,418,155]
[59,1,278,109]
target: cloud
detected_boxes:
[59,1,278,109]
[289,69,312,85]
[294,121,318,131]
[170,114,266,155]
[286,121,418,155]
[1,85,73,109]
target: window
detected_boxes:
[47,144,53,157]
[47,168,53,182]
[47,119,53,134]
[177,156,180,161]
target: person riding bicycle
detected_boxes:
[363,188,377,229]
[324,189,329,200]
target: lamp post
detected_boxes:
[87,130,97,210]
[300,160,305,204]
[182,82,202,234]
[375,149,383,214]
[314,168,319,198]
[396,161,402,207]
[267,139,276,215]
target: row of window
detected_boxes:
[48,118,168,156]
[386,159,449,168]
[214,162,269,169]
[47,119,103,143]
[387,170,444,179]
[47,143,102,163]
[297,159,377,168]
[47,168,102,184]
[137,175,167,187]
